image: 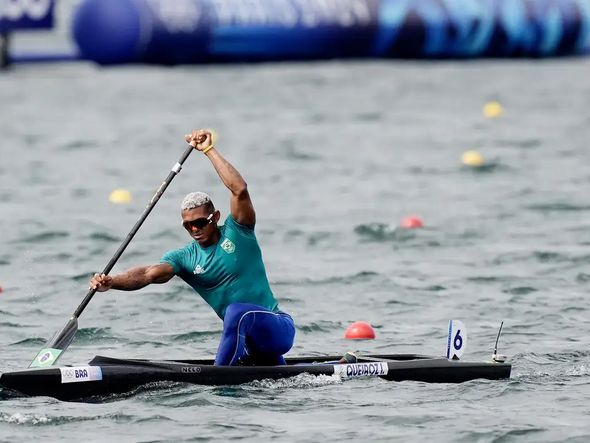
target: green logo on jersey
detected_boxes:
[221,238,235,254]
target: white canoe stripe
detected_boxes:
[60,366,103,384]
[333,362,389,379]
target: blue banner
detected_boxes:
[0,0,54,31]
[71,0,590,64]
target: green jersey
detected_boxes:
[160,215,279,319]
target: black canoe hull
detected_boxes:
[0,354,511,402]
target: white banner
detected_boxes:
[446,320,467,360]
[60,366,103,384]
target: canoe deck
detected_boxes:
[0,353,511,402]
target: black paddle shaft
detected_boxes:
[73,144,194,318]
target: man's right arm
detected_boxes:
[89,263,175,292]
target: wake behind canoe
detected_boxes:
[0,353,511,402]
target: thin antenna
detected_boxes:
[493,321,504,355]
[492,321,506,363]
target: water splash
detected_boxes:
[354,223,409,242]
[0,412,51,425]
[566,364,590,377]
[248,372,343,389]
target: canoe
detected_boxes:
[0,353,511,402]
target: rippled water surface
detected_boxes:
[1,56,590,442]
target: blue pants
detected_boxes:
[214,303,295,366]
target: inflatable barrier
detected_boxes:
[72,0,590,65]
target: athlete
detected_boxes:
[89,129,295,366]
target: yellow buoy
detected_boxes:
[462,150,484,167]
[483,101,503,119]
[109,188,133,204]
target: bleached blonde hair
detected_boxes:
[181,192,214,212]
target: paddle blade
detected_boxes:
[29,317,78,368]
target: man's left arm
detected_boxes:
[185,129,256,226]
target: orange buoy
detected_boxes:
[400,215,423,229]
[344,321,376,339]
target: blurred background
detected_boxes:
[1,1,590,442]
[3,0,590,65]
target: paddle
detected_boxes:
[29,144,195,368]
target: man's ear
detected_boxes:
[214,210,221,222]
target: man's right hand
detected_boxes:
[185,129,212,152]
[89,273,113,292]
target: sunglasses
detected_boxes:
[183,213,214,230]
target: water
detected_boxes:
[1,58,590,442]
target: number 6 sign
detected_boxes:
[446,320,467,360]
